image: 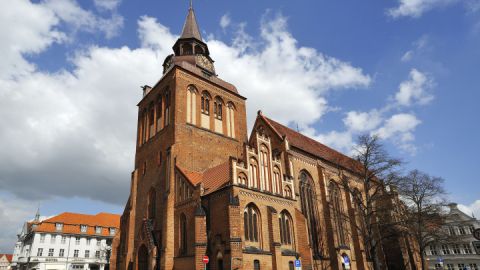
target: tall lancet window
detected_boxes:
[249,158,259,189]
[200,91,211,129]
[299,171,321,255]
[186,85,197,125]
[244,204,261,246]
[329,181,347,247]
[272,166,281,194]
[164,89,171,126]
[259,145,271,192]
[148,103,155,138]
[226,102,235,138]
[156,96,162,132]
[279,210,294,246]
[180,213,187,254]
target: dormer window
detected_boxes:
[80,225,87,233]
[95,226,102,234]
[55,223,63,231]
[109,228,116,235]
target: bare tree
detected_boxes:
[337,134,403,270]
[397,170,446,270]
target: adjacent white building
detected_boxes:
[0,254,13,270]
[426,203,480,270]
[11,212,119,270]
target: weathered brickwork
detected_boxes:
[110,5,422,270]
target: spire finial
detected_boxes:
[189,0,193,10]
[34,206,40,222]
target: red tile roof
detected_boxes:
[176,161,231,195]
[34,212,120,237]
[0,254,13,262]
[261,114,363,174]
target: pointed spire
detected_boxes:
[34,207,40,222]
[180,1,202,41]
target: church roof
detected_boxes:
[0,254,13,263]
[260,114,363,175]
[180,5,202,40]
[176,161,231,195]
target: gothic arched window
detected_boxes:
[272,166,281,194]
[164,89,171,126]
[329,181,347,247]
[279,210,294,245]
[284,185,292,198]
[249,158,260,189]
[214,97,223,120]
[148,188,156,219]
[138,111,144,146]
[244,204,260,244]
[226,102,235,138]
[238,173,247,186]
[201,92,210,115]
[156,96,162,131]
[179,213,187,254]
[148,102,155,138]
[299,171,321,255]
[186,85,197,124]
[259,145,271,192]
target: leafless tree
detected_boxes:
[336,134,403,270]
[397,169,447,270]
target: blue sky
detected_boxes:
[1,0,479,252]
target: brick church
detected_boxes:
[111,4,421,270]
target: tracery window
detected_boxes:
[164,89,170,126]
[272,166,281,194]
[186,85,197,124]
[284,186,292,198]
[244,204,260,243]
[299,171,321,255]
[329,181,347,247]
[201,92,210,115]
[156,96,162,131]
[214,99,223,120]
[249,158,260,189]
[279,210,294,245]
[259,145,271,192]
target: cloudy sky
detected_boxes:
[1,0,480,252]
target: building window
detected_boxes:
[459,226,466,235]
[59,249,65,257]
[244,204,260,243]
[299,171,321,255]
[95,226,102,234]
[214,100,222,120]
[148,104,155,139]
[464,243,473,254]
[80,225,87,233]
[85,250,90,258]
[156,96,162,131]
[272,167,281,194]
[110,228,116,235]
[180,214,187,255]
[73,250,79,258]
[470,264,478,270]
[289,261,295,270]
[201,92,210,115]
[164,90,171,126]
[453,244,461,254]
[96,238,101,246]
[259,145,271,192]
[72,265,84,270]
[449,226,456,236]
[330,181,347,247]
[253,260,260,270]
[226,102,235,138]
[61,236,66,244]
[40,234,46,243]
[279,211,293,245]
[458,264,466,270]
[37,248,43,257]
[430,245,438,255]
[48,249,54,257]
[95,251,100,258]
[442,244,450,255]
[237,173,247,186]
[446,264,454,270]
[249,158,259,189]
[148,188,156,219]
[186,86,197,124]
[50,235,56,244]
[75,237,80,245]
[470,225,476,234]
[55,223,63,231]
[86,238,90,245]
[284,186,292,198]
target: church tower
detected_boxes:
[116,3,248,270]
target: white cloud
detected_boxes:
[343,110,383,132]
[458,200,480,218]
[395,68,434,106]
[401,35,429,62]
[374,113,421,154]
[220,13,231,29]
[387,0,458,18]
[94,0,121,11]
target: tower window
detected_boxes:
[226,102,235,138]
[156,96,162,131]
[300,171,321,255]
[214,101,222,120]
[164,90,170,126]
[201,92,210,115]
[244,204,260,244]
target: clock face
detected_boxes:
[196,55,214,73]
